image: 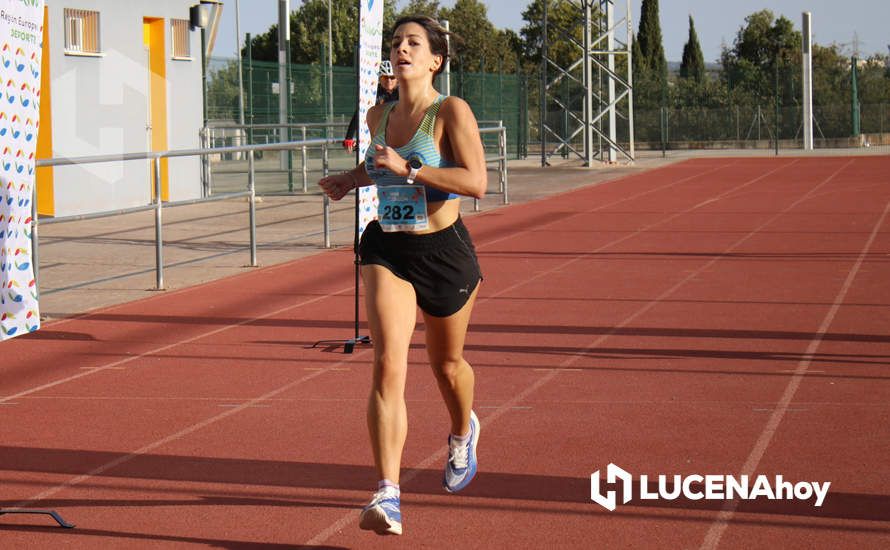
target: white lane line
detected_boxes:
[699,197,890,550]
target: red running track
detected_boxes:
[1,156,889,549]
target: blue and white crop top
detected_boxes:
[365,95,459,202]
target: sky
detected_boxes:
[212,1,890,63]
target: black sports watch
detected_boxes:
[407,156,423,184]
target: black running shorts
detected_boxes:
[359,218,483,317]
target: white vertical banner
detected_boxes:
[357,0,383,236]
[0,0,43,339]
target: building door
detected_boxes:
[143,18,169,201]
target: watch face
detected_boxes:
[409,157,423,170]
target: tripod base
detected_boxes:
[311,335,371,354]
[0,508,75,528]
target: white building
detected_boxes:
[37,0,221,217]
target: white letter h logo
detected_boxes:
[591,463,633,511]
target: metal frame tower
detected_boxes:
[541,0,634,166]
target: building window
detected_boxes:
[171,19,191,60]
[64,8,101,55]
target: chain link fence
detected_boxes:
[206,57,529,159]
[208,57,888,158]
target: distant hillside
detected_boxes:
[667,61,721,73]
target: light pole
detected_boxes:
[235,0,246,159]
[278,0,290,172]
[328,0,334,136]
[235,0,245,127]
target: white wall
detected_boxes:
[47,0,203,216]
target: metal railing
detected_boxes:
[33,139,339,294]
[478,125,509,209]
[201,122,350,194]
[32,126,508,294]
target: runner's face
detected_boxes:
[391,22,442,83]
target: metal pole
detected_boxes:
[201,29,208,125]
[758,105,762,141]
[278,0,290,163]
[775,58,780,156]
[501,126,509,204]
[322,143,331,247]
[322,142,330,248]
[851,56,861,137]
[153,156,164,290]
[235,0,246,133]
[327,0,334,131]
[248,149,257,266]
[802,12,814,150]
[626,0,635,160]
[541,0,548,167]
[661,106,666,157]
[301,125,308,192]
[497,120,505,194]
[606,0,617,163]
[247,33,254,131]
[583,0,593,166]
[736,104,740,141]
[323,194,331,248]
[200,127,210,196]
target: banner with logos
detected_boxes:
[357,0,383,236]
[0,0,43,339]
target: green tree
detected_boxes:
[637,0,667,82]
[633,0,667,109]
[719,10,801,103]
[395,0,443,20]
[680,16,705,83]
[858,55,890,105]
[440,0,517,72]
[245,0,397,65]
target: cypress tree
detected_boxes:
[637,0,667,82]
[680,15,706,83]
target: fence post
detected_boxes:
[660,106,666,158]
[775,62,780,156]
[735,105,739,142]
[757,105,762,141]
[153,156,164,290]
[301,125,308,192]
[247,33,254,134]
[501,126,509,205]
[498,57,504,132]
[322,143,331,247]
[516,55,522,159]
[481,55,486,120]
[497,120,505,194]
[248,148,258,266]
[562,76,569,159]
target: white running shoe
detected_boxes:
[359,486,402,535]
[443,410,480,493]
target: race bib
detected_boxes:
[378,186,428,232]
